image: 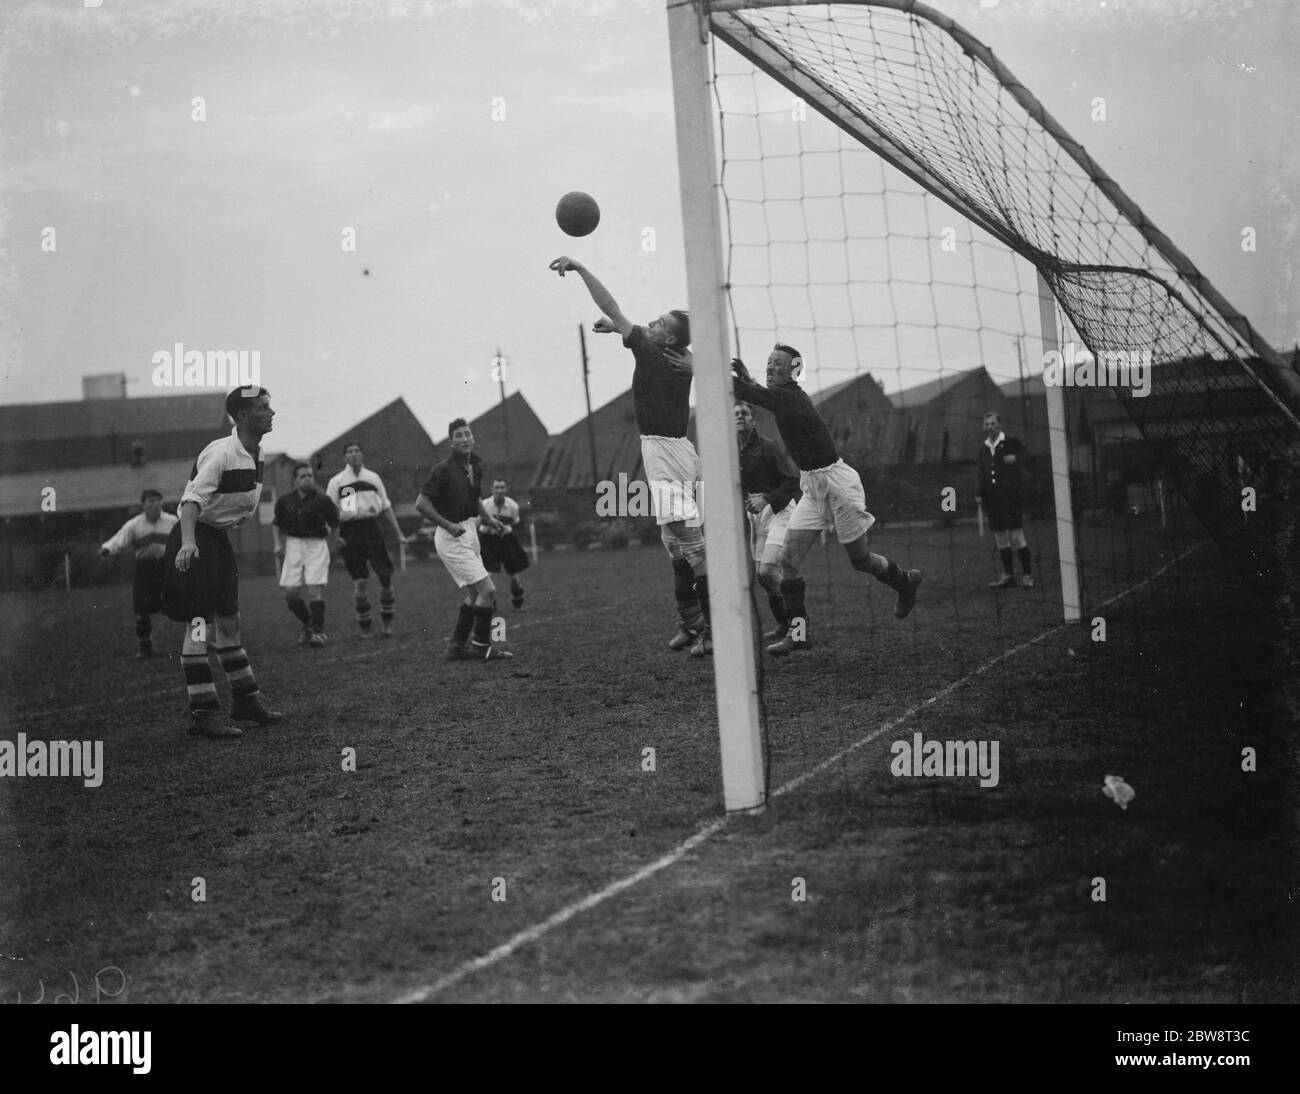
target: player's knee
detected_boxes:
[757,563,782,591]
[671,557,693,577]
[678,531,706,572]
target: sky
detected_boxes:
[1,0,1296,457]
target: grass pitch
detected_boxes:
[1,517,1294,1003]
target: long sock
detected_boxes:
[355,593,372,632]
[308,600,325,634]
[672,559,703,631]
[470,604,494,646]
[1017,547,1032,576]
[781,578,807,637]
[873,558,909,590]
[183,653,219,713]
[766,592,788,628]
[1000,548,1014,575]
[510,577,524,603]
[286,596,311,626]
[694,574,710,626]
[135,613,152,651]
[451,603,475,647]
[215,645,259,700]
[379,585,395,625]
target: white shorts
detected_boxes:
[787,459,876,543]
[641,435,702,527]
[749,502,791,565]
[435,519,488,588]
[279,536,331,587]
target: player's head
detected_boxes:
[647,309,690,350]
[226,386,273,436]
[734,401,755,439]
[449,418,474,455]
[140,489,163,520]
[293,464,316,493]
[343,442,364,469]
[983,411,1001,438]
[767,344,803,385]
[491,477,508,501]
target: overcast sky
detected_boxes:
[1,0,1295,456]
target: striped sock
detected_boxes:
[379,586,395,625]
[355,594,372,632]
[182,653,219,713]
[215,645,259,699]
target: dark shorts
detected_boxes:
[986,494,1024,533]
[479,531,530,575]
[161,523,239,622]
[339,518,394,583]
[132,557,166,616]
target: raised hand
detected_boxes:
[731,357,752,382]
[548,256,579,277]
[592,316,617,334]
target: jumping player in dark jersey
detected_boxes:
[549,255,713,658]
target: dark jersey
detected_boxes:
[732,374,838,471]
[273,491,339,539]
[738,430,801,513]
[624,326,692,438]
[420,453,485,523]
[977,434,1028,500]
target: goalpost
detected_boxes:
[667,0,1300,814]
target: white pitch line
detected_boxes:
[391,540,1208,1003]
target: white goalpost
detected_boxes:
[668,1,766,814]
[666,0,1300,814]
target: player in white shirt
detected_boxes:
[99,489,178,659]
[161,386,285,739]
[325,443,410,638]
[478,478,529,610]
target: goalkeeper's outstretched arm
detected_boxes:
[549,256,634,338]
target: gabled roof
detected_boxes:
[531,389,641,489]
[429,391,550,471]
[891,367,994,408]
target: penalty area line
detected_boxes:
[390,539,1206,1003]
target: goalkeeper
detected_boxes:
[668,344,922,650]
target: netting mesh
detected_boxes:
[711,0,1299,596]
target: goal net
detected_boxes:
[674,0,1300,808]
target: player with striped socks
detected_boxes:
[161,386,285,739]
[416,419,514,662]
